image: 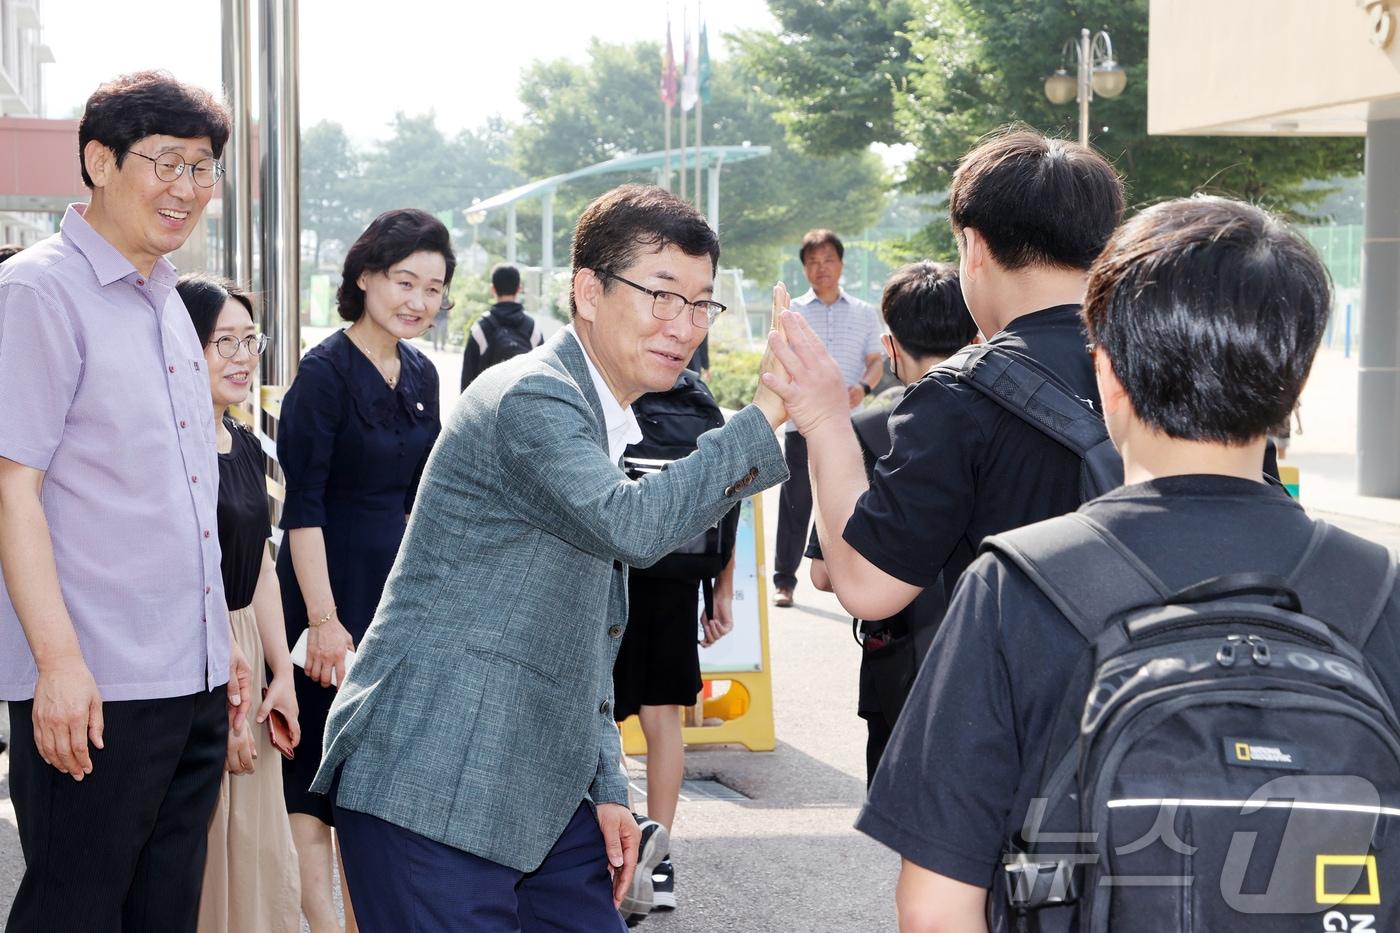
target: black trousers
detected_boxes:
[774,430,811,591]
[6,689,228,933]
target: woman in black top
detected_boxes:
[275,210,452,931]
[179,275,302,933]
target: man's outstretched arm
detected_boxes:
[763,310,922,620]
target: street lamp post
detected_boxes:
[1044,28,1127,147]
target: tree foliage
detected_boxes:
[512,39,888,281]
[739,0,1360,244]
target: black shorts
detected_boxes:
[612,575,703,721]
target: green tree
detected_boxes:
[738,0,1360,237]
[730,0,917,155]
[512,40,888,283]
[300,120,365,270]
[360,112,521,223]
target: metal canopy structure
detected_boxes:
[464,144,770,301]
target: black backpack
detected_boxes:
[479,314,539,370]
[622,370,739,583]
[936,344,1122,501]
[982,512,1400,932]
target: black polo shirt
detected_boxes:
[855,475,1400,892]
[843,304,1098,601]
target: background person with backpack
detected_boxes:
[460,262,543,391]
[859,196,1400,932]
[614,369,741,923]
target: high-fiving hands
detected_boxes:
[759,289,852,439]
[752,283,794,430]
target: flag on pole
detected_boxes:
[681,18,699,113]
[698,19,711,105]
[660,18,677,108]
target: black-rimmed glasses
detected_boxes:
[126,150,226,188]
[597,270,726,329]
[208,334,269,358]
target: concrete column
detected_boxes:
[1360,114,1400,496]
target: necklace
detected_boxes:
[347,328,400,389]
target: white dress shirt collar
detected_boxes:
[565,324,643,464]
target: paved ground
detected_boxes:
[0,341,1394,929]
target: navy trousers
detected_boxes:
[335,799,627,932]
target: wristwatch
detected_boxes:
[860,382,874,397]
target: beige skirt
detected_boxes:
[198,605,302,933]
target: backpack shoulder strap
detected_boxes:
[469,319,490,355]
[938,344,1110,459]
[1288,520,1398,645]
[983,512,1170,643]
[530,317,543,346]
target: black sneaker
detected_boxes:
[651,856,675,911]
[619,814,670,922]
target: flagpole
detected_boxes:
[679,95,687,200]
[694,96,702,210]
[664,102,672,192]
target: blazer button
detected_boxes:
[723,484,735,497]
[747,466,759,480]
[599,700,611,715]
[608,624,623,638]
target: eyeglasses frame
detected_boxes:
[125,149,227,188]
[595,269,726,329]
[207,333,270,358]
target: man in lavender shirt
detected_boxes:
[0,72,251,933]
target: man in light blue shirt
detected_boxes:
[773,229,883,607]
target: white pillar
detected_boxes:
[1359,110,1400,496]
[541,190,555,314]
[506,204,517,265]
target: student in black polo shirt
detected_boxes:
[762,127,1124,627]
[850,197,1400,931]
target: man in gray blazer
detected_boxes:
[312,184,789,930]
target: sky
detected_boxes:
[40,0,777,142]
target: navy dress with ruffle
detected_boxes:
[274,329,440,822]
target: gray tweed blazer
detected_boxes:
[311,329,786,871]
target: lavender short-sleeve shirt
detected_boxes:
[0,204,230,701]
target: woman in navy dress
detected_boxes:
[276,209,454,931]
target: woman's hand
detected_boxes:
[306,617,354,688]
[700,591,734,647]
[258,671,302,748]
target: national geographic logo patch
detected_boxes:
[1315,854,1380,906]
[1223,737,1302,770]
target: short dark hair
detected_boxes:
[491,263,521,297]
[881,261,978,359]
[948,127,1123,271]
[78,71,232,189]
[570,184,719,317]
[337,209,457,322]
[799,229,844,263]
[0,244,23,264]
[176,274,256,346]
[1084,196,1330,444]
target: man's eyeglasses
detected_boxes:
[596,270,726,329]
[208,334,269,358]
[126,150,226,188]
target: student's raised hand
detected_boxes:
[762,309,850,438]
[752,282,793,430]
